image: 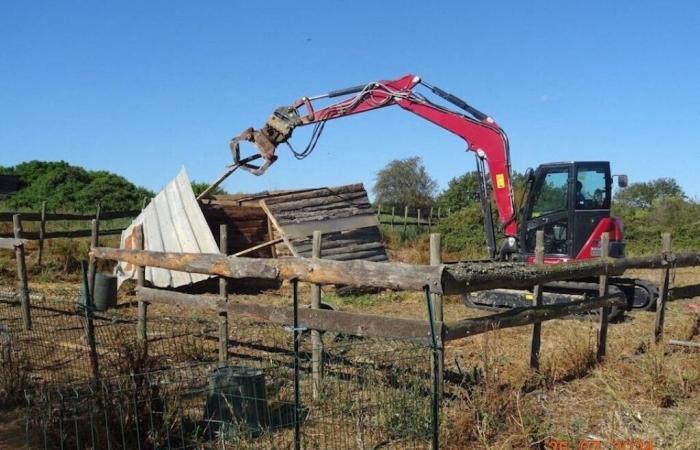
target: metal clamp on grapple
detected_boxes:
[230,106,302,176]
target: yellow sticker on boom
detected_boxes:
[496,173,506,189]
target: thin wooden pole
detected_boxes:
[37,201,46,266]
[311,230,323,399]
[88,218,100,296]
[81,261,100,381]
[390,206,395,231]
[529,230,545,370]
[430,233,443,399]
[417,208,422,232]
[403,206,409,235]
[134,224,148,351]
[219,224,229,363]
[597,232,610,361]
[437,206,442,222]
[428,207,433,233]
[655,233,672,343]
[377,204,382,221]
[13,214,31,330]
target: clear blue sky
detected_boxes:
[2,1,699,199]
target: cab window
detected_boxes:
[576,168,609,210]
[531,169,569,218]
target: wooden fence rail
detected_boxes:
[91,247,700,295]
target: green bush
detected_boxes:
[436,204,489,258]
[0,160,153,212]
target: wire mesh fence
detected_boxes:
[1,283,436,449]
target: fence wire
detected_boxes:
[1,284,436,449]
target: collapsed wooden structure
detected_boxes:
[200,183,387,261]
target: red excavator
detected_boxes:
[228,74,657,313]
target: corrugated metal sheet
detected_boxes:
[117,168,219,288]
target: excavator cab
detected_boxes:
[519,161,624,262]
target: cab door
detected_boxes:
[571,162,612,256]
[521,164,574,258]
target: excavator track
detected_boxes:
[464,278,658,320]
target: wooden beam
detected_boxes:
[232,238,284,257]
[93,246,700,296]
[668,340,700,349]
[443,293,626,342]
[0,228,125,240]
[0,237,26,250]
[135,286,436,339]
[0,210,139,222]
[259,200,299,257]
[92,247,444,293]
[441,252,700,294]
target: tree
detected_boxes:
[436,170,529,212]
[436,172,481,210]
[614,177,685,209]
[0,160,153,212]
[372,157,437,207]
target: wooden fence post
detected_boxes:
[430,233,443,398]
[377,204,382,221]
[655,233,672,343]
[134,224,148,351]
[88,218,100,296]
[529,230,545,370]
[219,224,229,363]
[311,230,324,399]
[13,214,31,330]
[417,208,422,232]
[81,261,100,381]
[390,206,395,231]
[437,206,441,222]
[37,201,46,266]
[428,207,433,233]
[597,232,610,361]
[403,206,409,235]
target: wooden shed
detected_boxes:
[200,183,388,262]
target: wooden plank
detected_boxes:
[145,194,173,287]
[94,247,445,293]
[158,178,195,286]
[444,293,627,341]
[135,286,437,339]
[668,340,700,349]
[282,214,379,239]
[259,200,299,257]
[263,184,366,205]
[0,210,139,221]
[0,228,125,239]
[232,238,284,257]
[267,191,368,213]
[0,238,26,250]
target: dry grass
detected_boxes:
[2,240,700,448]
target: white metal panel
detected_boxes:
[117,168,218,288]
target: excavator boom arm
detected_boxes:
[230,74,517,238]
